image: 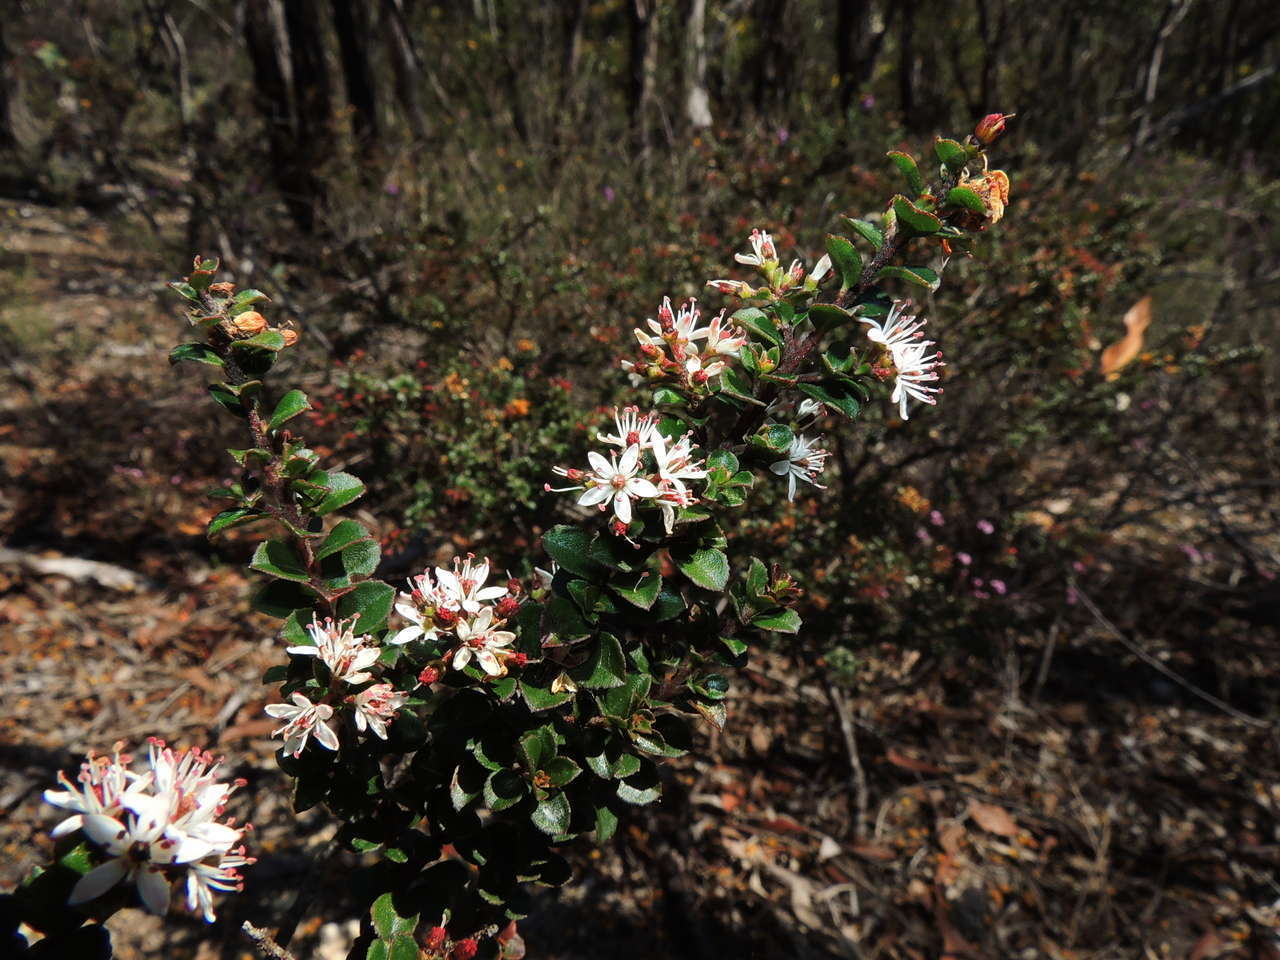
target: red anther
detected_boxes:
[451,939,478,960]
[511,652,529,668]
[418,666,440,686]
[692,370,709,384]
[610,519,628,537]
[425,927,448,951]
[496,597,521,620]
[435,608,459,627]
[506,576,522,594]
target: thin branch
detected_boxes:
[241,922,299,960]
[1070,577,1271,728]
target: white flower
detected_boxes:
[734,228,778,267]
[651,431,707,502]
[598,405,660,450]
[683,351,727,384]
[797,398,824,419]
[702,310,748,357]
[807,253,833,285]
[551,444,661,525]
[43,742,138,839]
[432,555,509,615]
[287,616,381,685]
[705,278,753,297]
[770,434,830,500]
[265,692,339,757]
[390,595,438,646]
[859,301,946,420]
[134,740,243,858]
[69,811,181,915]
[452,607,516,676]
[349,683,406,740]
[185,845,254,923]
[889,338,945,420]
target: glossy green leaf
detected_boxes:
[751,422,793,455]
[169,342,223,367]
[573,632,626,689]
[520,681,574,712]
[753,608,802,634]
[946,185,987,213]
[615,763,662,805]
[169,281,200,302]
[312,471,366,516]
[732,306,782,347]
[231,329,286,351]
[232,288,270,310]
[315,519,373,560]
[674,547,729,592]
[844,217,885,250]
[250,539,310,583]
[388,936,419,960]
[543,756,582,788]
[594,804,619,843]
[207,507,265,537]
[268,389,310,431]
[208,382,243,416]
[484,769,527,812]
[886,150,925,195]
[825,234,862,290]
[252,579,319,620]
[337,580,395,632]
[809,302,853,333]
[542,525,604,579]
[798,382,861,419]
[891,195,943,236]
[371,892,418,940]
[933,137,970,171]
[611,571,662,610]
[877,264,941,290]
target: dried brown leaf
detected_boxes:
[1100,295,1153,377]
[968,799,1019,838]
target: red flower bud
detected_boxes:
[610,519,628,537]
[418,666,440,686]
[506,577,522,595]
[975,112,1014,146]
[496,597,521,620]
[425,926,448,951]
[511,652,528,668]
[451,939,478,960]
[435,608,459,627]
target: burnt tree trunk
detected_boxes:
[331,0,380,148]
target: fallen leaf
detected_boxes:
[968,799,1019,838]
[1100,295,1153,377]
[887,746,945,774]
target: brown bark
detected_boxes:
[834,0,890,111]
[331,0,380,148]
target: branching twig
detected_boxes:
[241,921,299,960]
[824,679,870,837]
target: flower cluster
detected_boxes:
[548,406,708,534]
[265,616,406,757]
[620,296,747,390]
[43,739,252,922]
[859,301,945,420]
[707,228,832,299]
[393,555,521,677]
[770,434,831,501]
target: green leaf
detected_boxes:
[751,423,794,455]
[652,386,685,406]
[933,137,970,171]
[732,307,782,347]
[370,892,418,940]
[753,608,802,634]
[250,539,310,583]
[719,363,756,401]
[169,281,200,302]
[707,449,739,474]
[208,382,243,416]
[337,580,395,633]
[319,538,380,588]
[594,804,619,843]
[230,329,286,351]
[311,471,366,516]
[616,763,662,805]
[746,557,769,597]
[886,150,925,196]
[169,342,224,367]
[520,681,573,712]
[808,302,853,334]
[484,769,527,812]
[315,519,373,560]
[573,633,626,689]
[877,264,940,291]
[946,185,987,213]
[450,762,484,811]
[252,579,319,620]
[719,635,749,657]
[611,571,662,610]
[844,217,884,250]
[891,195,943,236]
[531,792,571,836]
[674,547,729,592]
[825,234,862,290]
[232,288,270,310]
[518,724,558,771]
[542,525,605,579]
[387,936,420,960]
[543,756,582,788]
[798,382,860,419]
[268,389,311,431]
[207,507,265,537]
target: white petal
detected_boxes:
[453,647,473,670]
[475,650,502,676]
[770,460,790,476]
[50,814,85,838]
[394,601,423,623]
[313,720,340,751]
[475,586,508,601]
[627,477,660,497]
[586,451,612,475]
[618,444,640,474]
[434,568,461,594]
[81,814,128,850]
[285,645,319,657]
[69,858,128,904]
[577,485,611,507]
[613,492,633,524]
[169,834,217,864]
[389,625,424,646]
[264,702,301,719]
[136,866,172,915]
[487,630,516,648]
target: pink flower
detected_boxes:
[265,692,339,757]
[977,520,995,534]
[288,616,381,686]
[452,607,517,677]
[349,683,406,740]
